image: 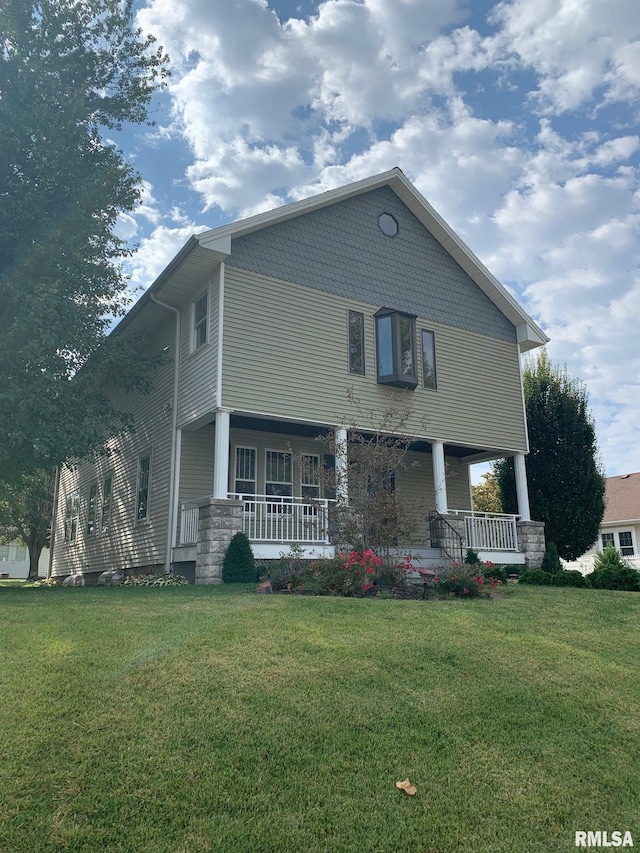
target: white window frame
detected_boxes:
[101,473,113,534]
[136,452,152,523]
[86,481,98,536]
[421,328,438,390]
[192,289,209,352]
[64,492,80,544]
[234,446,257,497]
[601,528,637,557]
[265,449,293,513]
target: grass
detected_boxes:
[1,584,639,852]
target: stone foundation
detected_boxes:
[516,520,546,568]
[195,498,244,584]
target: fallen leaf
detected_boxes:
[396,778,417,796]
[461,670,468,677]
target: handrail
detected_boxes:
[428,510,464,563]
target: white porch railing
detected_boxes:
[179,495,332,546]
[450,510,520,552]
[229,493,332,544]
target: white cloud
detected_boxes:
[130,0,640,476]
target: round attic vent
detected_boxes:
[378,212,399,237]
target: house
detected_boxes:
[50,168,548,583]
[564,473,640,574]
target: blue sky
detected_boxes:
[114,0,640,480]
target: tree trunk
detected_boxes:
[27,543,43,581]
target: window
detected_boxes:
[348,310,365,375]
[136,454,151,522]
[101,475,112,533]
[265,450,293,510]
[86,483,97,535]
[378,213,398,237]
[374,309,418,389]
[301,453,321,499]
[618,531,634,556]
[235,447,256,495]
[0,545,9,561]
[421,329,437,389]
[14,545,27,562]
[601,532,615,549]
[193,292,208,350]
[64,493,80,544]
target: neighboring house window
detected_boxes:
[0,545,9,561]
[101,475,112,533]
[374,308,418,389]
[136,454,151,522]
[265,450,293,498]
[15,545,27,562]
[86,483,97,535]
[193,292,208,350]
[618,531,634,556]
[235,447,257,495]
[348,310,365,375]
[601,532,615,549]
[64,493,80,544]
[421,329,437,390]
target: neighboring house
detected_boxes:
[0,542,49,579]
[564,473,640,574]
[50,169,548,583]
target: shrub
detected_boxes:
[222,532,256,583]
[588,566,640,592]
[519,569,553,585]
[123,573,188,587]
[592,544,631,573]
[265,544,311,592]
[311,549,382,597]
[552,570,589,588]
[480,563,509,584]
[465,548,481,565]
[541,541,562,574]
[432,563,494,598]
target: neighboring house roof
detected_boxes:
[117,167,548,352]
[602,472,640,525]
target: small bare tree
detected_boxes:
[312,393,426,558]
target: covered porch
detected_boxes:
[171,410,541,581]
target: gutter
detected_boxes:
[150,293,181,573]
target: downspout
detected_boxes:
[150,293,181,573]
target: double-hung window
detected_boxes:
[64,493,80,544]
[618,531,635,557]
[136,454,151,522]
[374,309,418,389]
[101,475,112,533]
[86,483,97,536]
[193,292,208,350]
[266,450,293,512]
[235,447,257,496]
[301,453,321,517]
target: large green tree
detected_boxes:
[0,469,54,580]
[0,0,168,482]
[495,350,606,560]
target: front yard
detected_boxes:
[1,584,638,852]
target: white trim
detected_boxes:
[432,440,447,514]
[264,448,294,497]
[513,452,531,522]
[233,444,258,496]
[216,263,225,409]
[334,426,348,505]
[600,527,638,557]
[191,286,209,353]
[213,410,231,499]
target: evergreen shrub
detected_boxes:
[519,569,553,585]
[552,570,589,588]
[222,532,256,583]
[541,541,562,574]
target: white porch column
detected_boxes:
[213,409,231,500]
[334,426,348,505]
[514,452,531,522]
[432,440,448,514]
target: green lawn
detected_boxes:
[1,584,639,852]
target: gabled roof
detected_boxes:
[119,168,548,351]
[603,472,640,525]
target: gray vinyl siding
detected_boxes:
[178,426,215,504]
[222,267,528,453]
[177,270,219,429]
[51,321,176,577]
[228,185,516,343]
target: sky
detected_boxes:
[113,0,640,480]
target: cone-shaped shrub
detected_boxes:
[222,532,256,583]
[541,541,562,574]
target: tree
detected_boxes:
[0,0,169,482]
[0,469,55,580]
[495,350,605,561]
[472,470,503,513]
